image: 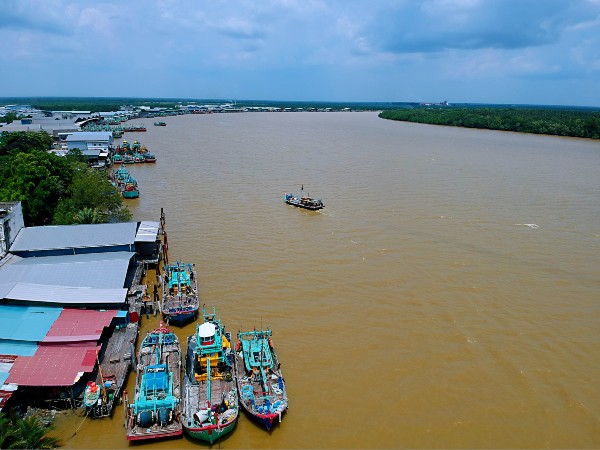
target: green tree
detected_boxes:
[0,413,60,449]
[53,165,131,224]
[0,151,72,225]
[0,111,20,124]
[0,131,53,156]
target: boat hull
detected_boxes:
[122,190,139,199]
[164,309,197,326]
[285,199,324,210]
[184,420,236,443]
[239,404,285,430]
[127,429,182,441]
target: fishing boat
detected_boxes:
[122,177,139,199]
[125,324,182,441]
[143,152,157,163]
[284,185,324,210]
[234,329,288,430]
[161,261,199,326]
[83,381,101,409]
[154,121,167,126]
[182,307,239,443]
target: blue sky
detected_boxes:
[1,0,599,106]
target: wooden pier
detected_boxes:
[86,321,138,418]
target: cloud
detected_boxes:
[364,0,598,54]
[0,2,68,34]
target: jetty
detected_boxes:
[86,320,138,418]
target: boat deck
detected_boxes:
[126,339,182,440]
[183,378,235,422]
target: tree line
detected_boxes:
[379,107,600,140]
[0,131,131,226]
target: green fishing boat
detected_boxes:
[182,307,239,443]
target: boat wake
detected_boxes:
[514,223,539,229]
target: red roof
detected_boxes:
[42,309,117,343]
[6,345,100,386]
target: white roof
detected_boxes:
[135,221,160,243]
[65,132,112,142]
[198,322,216,338]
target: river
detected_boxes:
[55,111,600,448]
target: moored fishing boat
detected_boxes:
[125,324,182,441]
[83,381,101,409]
[122,177,139,199]
[234,329,288,430]
[182,307,239,443]
[284,185,324,210]
[143,152,157,163]
[161,261,199,326]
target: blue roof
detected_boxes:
[0,305,62,342]
[0,341,38,356]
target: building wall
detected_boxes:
[0,202,25,256]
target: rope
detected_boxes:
[68,408,90,439]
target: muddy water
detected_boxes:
[55,112,600,448]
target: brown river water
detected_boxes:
[55,112,600,448]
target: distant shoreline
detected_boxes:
[379,107,600,140]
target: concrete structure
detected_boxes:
[0,202,25,259]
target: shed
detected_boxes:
[10,222,138,257]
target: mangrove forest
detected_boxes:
[379,107,600,140]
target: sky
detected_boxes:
[1,0,599,106]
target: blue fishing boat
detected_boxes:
[234,329,288,430]
[284,185,324,210]
[125,324,182,441]
[161,261,199,326]
[143,152,157,163]
[182,307,239,443]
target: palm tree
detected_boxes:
[15,416,61,449]
[0,413,61,449]
[0,413,20,449]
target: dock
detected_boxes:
[86,321,138,418]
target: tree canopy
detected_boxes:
[0,131,131,226]
[379,107,600,140]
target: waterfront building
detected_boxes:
[0,220,162,412]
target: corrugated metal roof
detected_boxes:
[65,132,112,142]
[0,305,62,342]
[43,309,117,343]
[0,342,38,356]
[7,344,100,386]
[0,252,135,289]
[5,283,127,305]
[135,221,160,243]
[9,222,138,253]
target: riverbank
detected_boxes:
[379,107,600,139]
